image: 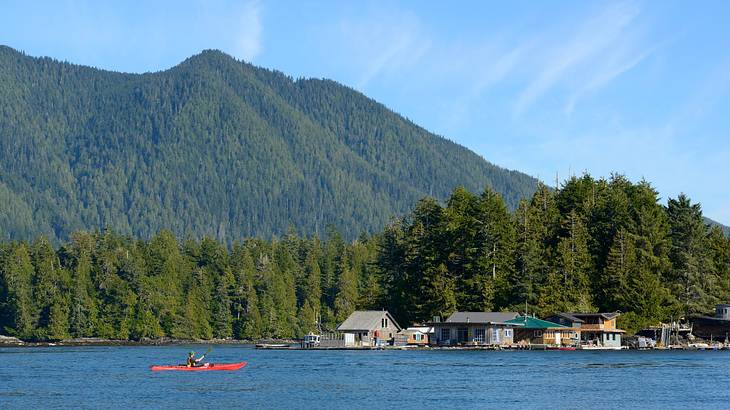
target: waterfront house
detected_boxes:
[547,312,624,349]
[336,310,402,347]
[429,312,519,347]
[505,315,578,347]
[395,326,432,346]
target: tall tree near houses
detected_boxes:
[513,183,556,311]
[355,239,382,311]
[419,263,457,322]
[601,227,635,311]
[334,260,359,324]
[298,246,322,333]
[707,227,730,301]
[667,194,716,316]
[477,187,517,310]
[273,242,300,337]
[551,211,594,312]
[444,187,485,310]
[377,221,408,325]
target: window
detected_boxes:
[440,328,450,341]
[385,318,388,328]
[534,330,543,338]
[474,328,486,343]
[457,328,468,343]
[504,329,513,338]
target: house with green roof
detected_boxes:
[505,315,579,347]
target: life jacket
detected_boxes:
[187,356,195,367]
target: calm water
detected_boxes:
[1,346,730,409]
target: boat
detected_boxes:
[150,361,247,371]
[546,346,576,351]
[255,343,291,349]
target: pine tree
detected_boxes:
[667,194,716,315]
[2,243,35,338]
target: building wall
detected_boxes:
[431,324,514,346]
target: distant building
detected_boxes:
[691,304,730,341]
[428,312,519,346]
[505,315,578,347]
[336,310,402,347]
[547,312,624,349]
[395,326,432,346]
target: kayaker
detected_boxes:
[186,351,205,367]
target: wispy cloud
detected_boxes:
[515,1,644,115]
[337,10,430,88]
[233,0,262,61]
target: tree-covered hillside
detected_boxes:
[0,46,538,243]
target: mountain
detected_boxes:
[705,217,730,237]
[0,46,538,243]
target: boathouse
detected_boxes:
[505,315,577,347]
[429,312,519,347]
[336,310,402,347]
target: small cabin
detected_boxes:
[395,326,432,346]
[336,310,402,347]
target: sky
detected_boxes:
[1,0,729,224]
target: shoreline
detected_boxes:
[0,335,296,348]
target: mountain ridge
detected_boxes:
[0,45,539,243]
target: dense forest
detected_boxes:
[0,45,537,243]
[2,175,728,341]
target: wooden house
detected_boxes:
[429,312,519,347]
[336,310,402,347]
[505,315,578,347]
[395,326,432,346]
[548,312,624,349]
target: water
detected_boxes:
[1,346,729,409]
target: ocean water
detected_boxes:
[1,346,729,409]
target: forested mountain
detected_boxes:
[705,218,730,237]
[2,175,728,341]
[0,45,537,243]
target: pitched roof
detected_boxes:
[337,311,401,332]
[505,315,567,329]
[551,313,585,323]
[567,312,621,320]
[444,311,520,324]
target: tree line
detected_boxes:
[1,175,729,340]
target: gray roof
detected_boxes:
[566,312,621,320]
[444,312,520,324]
[337,311,401,332]
[551,313,586,323]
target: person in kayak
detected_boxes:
[186,351,206,367]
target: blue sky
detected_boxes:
[2,0,729,224]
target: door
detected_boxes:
[554,331,561,346]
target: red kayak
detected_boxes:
[150,362,247,372]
